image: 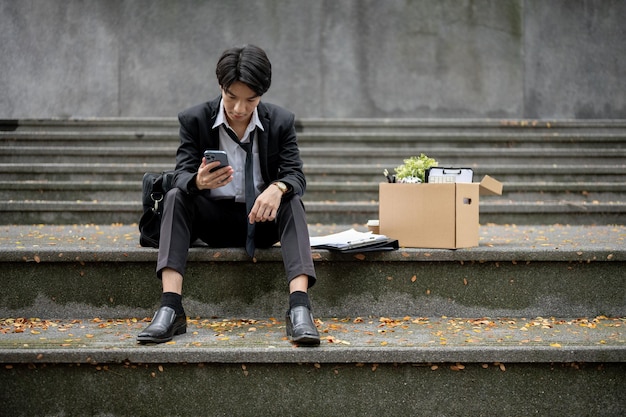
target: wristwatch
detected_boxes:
[272,181,288,194]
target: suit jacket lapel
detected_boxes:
[257,102,271,184]
[206,97,221,149]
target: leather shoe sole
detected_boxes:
[286,305,320,346]
[137,306,187,344]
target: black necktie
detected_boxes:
[224,126,256,257]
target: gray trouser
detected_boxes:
[156,188,316,287]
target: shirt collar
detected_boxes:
[212,98,264,134]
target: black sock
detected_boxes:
[289,291,311,310]
[161,292,185,315]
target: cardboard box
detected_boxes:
[378,175,503,249]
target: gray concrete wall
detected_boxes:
[0,0,624,119]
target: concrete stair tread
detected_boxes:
[3,223,622,320]
[1,201,624,226]
[3,163,625,171]
[6,198,624,204]
[4,198,625,216]
[3,145,626,155]
[5,117,626,127]
[0,224,623,264]
[1,315,624,364]
[3,136,623,147]
[0,179,624,188]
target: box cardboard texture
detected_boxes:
[378,175,503,249]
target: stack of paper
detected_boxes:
[309,228,398,252]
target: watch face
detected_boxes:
[275,182,287,192]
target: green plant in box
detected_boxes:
[394,154,438,183]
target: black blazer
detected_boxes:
[172,96,306,199]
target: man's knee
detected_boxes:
[279,194,305,218]
[164,187,197,215]
[164,187,184,205]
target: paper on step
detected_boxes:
[310,228,396,251]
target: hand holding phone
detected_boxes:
[204,150,229,172]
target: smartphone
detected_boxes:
[203,150,229,172]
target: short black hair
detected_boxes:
[215,45,272,96]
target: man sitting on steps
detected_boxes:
[137,44,320,346]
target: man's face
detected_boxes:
[221,81,261,126]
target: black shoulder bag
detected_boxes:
[138,171,175,248]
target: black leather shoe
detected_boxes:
[137,306,187,344]
[286,305,320,346]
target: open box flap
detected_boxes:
[479,175,503,196]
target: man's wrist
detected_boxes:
[272,181,289,194]
[193,174,203,191]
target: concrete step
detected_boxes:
[302,200,626,225]
[1,224,623,319]
[298,132,626,150]
[0,199,625,225]
[302,164,626,183]
[0,117,177,132]
[0,180,141,202]
[0,162,176,182]
[1,162,624,225]
[4,117,625,131]
[2,315,623,365]
[3,132,624,154]
[1,315,624,417]
[2,145,626,165]
[1,180,624,204]
[303,181,626,203]
[295,118,626,135]
[1,162,625,182]
[4,130,624,149]
[3,118,626,148]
